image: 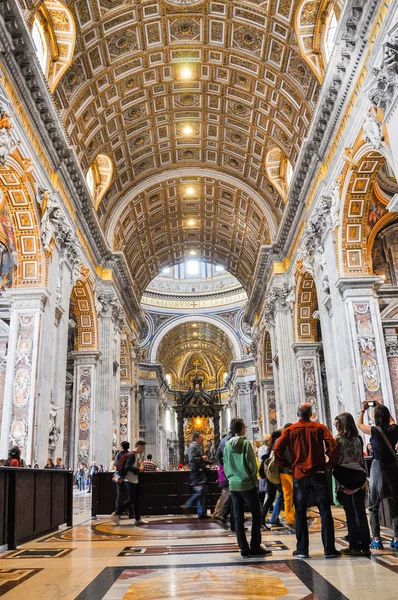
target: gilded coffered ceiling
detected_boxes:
[112,174,273,294]
[156,321,235,387]
[51,0,321,294]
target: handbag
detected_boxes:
[263,452,280,485]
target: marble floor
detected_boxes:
[0,491,397,599]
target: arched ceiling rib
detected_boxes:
[55,0,320,219]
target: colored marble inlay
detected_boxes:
[40,511,346,543]
[0,568,42,595]
[1,548,75,559]
[117,541,288,556]
[76,562,348,600]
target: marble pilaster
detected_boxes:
[71,350,100,467]
[336,277,396,419]
[293,342,329,426]
[93,293,122,468]
[0,290,49,465]
[0,319,9,435]
[260,378,277,433]
[119,384,133,444]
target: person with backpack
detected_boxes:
[111,440,146,525]
[223,418,272,558]
[358,401,398,550]
[274,403,340,559]
[3,446,25,467]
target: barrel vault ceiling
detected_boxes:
[53,0,321,296]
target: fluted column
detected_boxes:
[235,381,253,439]
[140,382,159,460]
[273,302,300,425]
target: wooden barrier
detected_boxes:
[0,467,73,549]
[92,470,220,517]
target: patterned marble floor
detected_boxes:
[0,492,397,599]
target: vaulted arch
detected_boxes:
[294,271,319,342]
[340,146,394,276]
[30,0,76,92]
[0,151,44,288]
[69,279,98,351]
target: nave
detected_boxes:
[0,492,397,599]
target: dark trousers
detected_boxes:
[337,488,370,550]
[294,473,336,555]
[231,487,262,553]
[116,482,140,519]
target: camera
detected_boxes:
[368,401,376,408]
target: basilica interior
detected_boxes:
[1,0,398,598]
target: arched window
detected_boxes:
[86,154,113,210]
[296,1,342,82]
[30,1,75,91]
[265,147,293,201]
[323,9,338,64]
[86,167,95,197]
[32,17,48,73]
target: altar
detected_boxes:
[174,373,223,464]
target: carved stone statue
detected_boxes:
[49,398,61,447]
[0,107,16,166]
[363,109,384,149]
[329,180,341,231]
[367,32,398,111]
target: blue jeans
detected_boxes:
[294,472,336,555]
[270,488,283,524]
[185,484,207,517]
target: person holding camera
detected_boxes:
[358,400,398,550]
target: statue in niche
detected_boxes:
[49,398,61,447]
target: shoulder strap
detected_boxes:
[376,426,398,465]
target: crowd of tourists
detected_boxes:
[110,399,398,560]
